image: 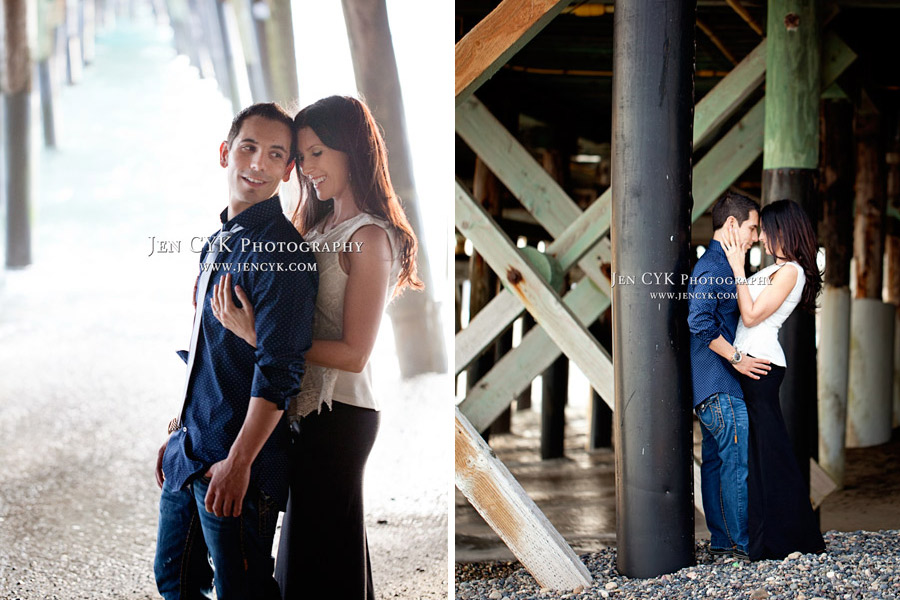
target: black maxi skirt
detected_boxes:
[740,364,825,561]
[275,401,380,600]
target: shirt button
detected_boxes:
[182,427,188,432]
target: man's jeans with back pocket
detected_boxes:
[697,392,749,553]
[154,476,281,600]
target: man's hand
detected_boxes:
[155,439,168,489]
[733,355,771,380]
[203,457,251,518]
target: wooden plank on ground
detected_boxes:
[455,0,572,105]
[456,180,614,404]
[810,458,839,510]
[456,408,592,590]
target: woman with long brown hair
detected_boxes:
[211,95,421,598]
[722,198,825,561]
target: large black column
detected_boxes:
[611,0,696,578]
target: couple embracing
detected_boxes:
[153,96,420,599]
[688,192,826,562]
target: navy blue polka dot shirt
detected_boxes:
[163,196,318,509]
[687,239,744,408]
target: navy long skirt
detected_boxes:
[275,401,380,600]
[740,364,825,561]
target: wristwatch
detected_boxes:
[729,349,743,365]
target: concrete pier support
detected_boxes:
[818,286,851,483]
[847,299,894,447]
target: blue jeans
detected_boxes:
[154,477,281,600]
[697,392,749,553]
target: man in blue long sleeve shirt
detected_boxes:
[688,192,770,561]
[153,103,317,600]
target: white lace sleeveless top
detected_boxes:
[290,212,401,419]
[733,261,805,367]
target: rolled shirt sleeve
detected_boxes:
[249,252,318,409]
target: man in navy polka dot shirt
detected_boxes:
[687,192,770,562]
[153,103,317,600]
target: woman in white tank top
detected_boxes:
[720,199,825,561]
[211,96,422,599]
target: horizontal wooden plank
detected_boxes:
[455,0,572,104]
[456,408,592,590]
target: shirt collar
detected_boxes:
[707,239,724,256]
[220,196,283,231]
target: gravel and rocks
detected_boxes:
[455,530,900,600]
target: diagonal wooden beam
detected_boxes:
[456,179,614,402]
[460,277,612,431]
[822,30,857,88]
[697,19,739,66]
[456,96,583,234]
[725,0,764,36]
[455,0,573,105]
[693,99,766,220]
[456,407,592,590]
[693,40,765,148]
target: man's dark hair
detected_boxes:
[711,191,760,230]
[226,102,296,158]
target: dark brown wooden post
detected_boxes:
[588,318,613,450]
[853,93,886,302]
[538,148,567,459]
[817,99,854,486]
[492,326,513,434]
[516,298,535,410]
[885,115,900,430]
[4,0,33,268]
[342,0,447,376]
[466,159,500,437]
[847,90,893,448]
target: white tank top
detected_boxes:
[733,261,805,367]
[290,212,401,418]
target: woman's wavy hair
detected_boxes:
[760,199,822,313]
[291,95,422,295]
